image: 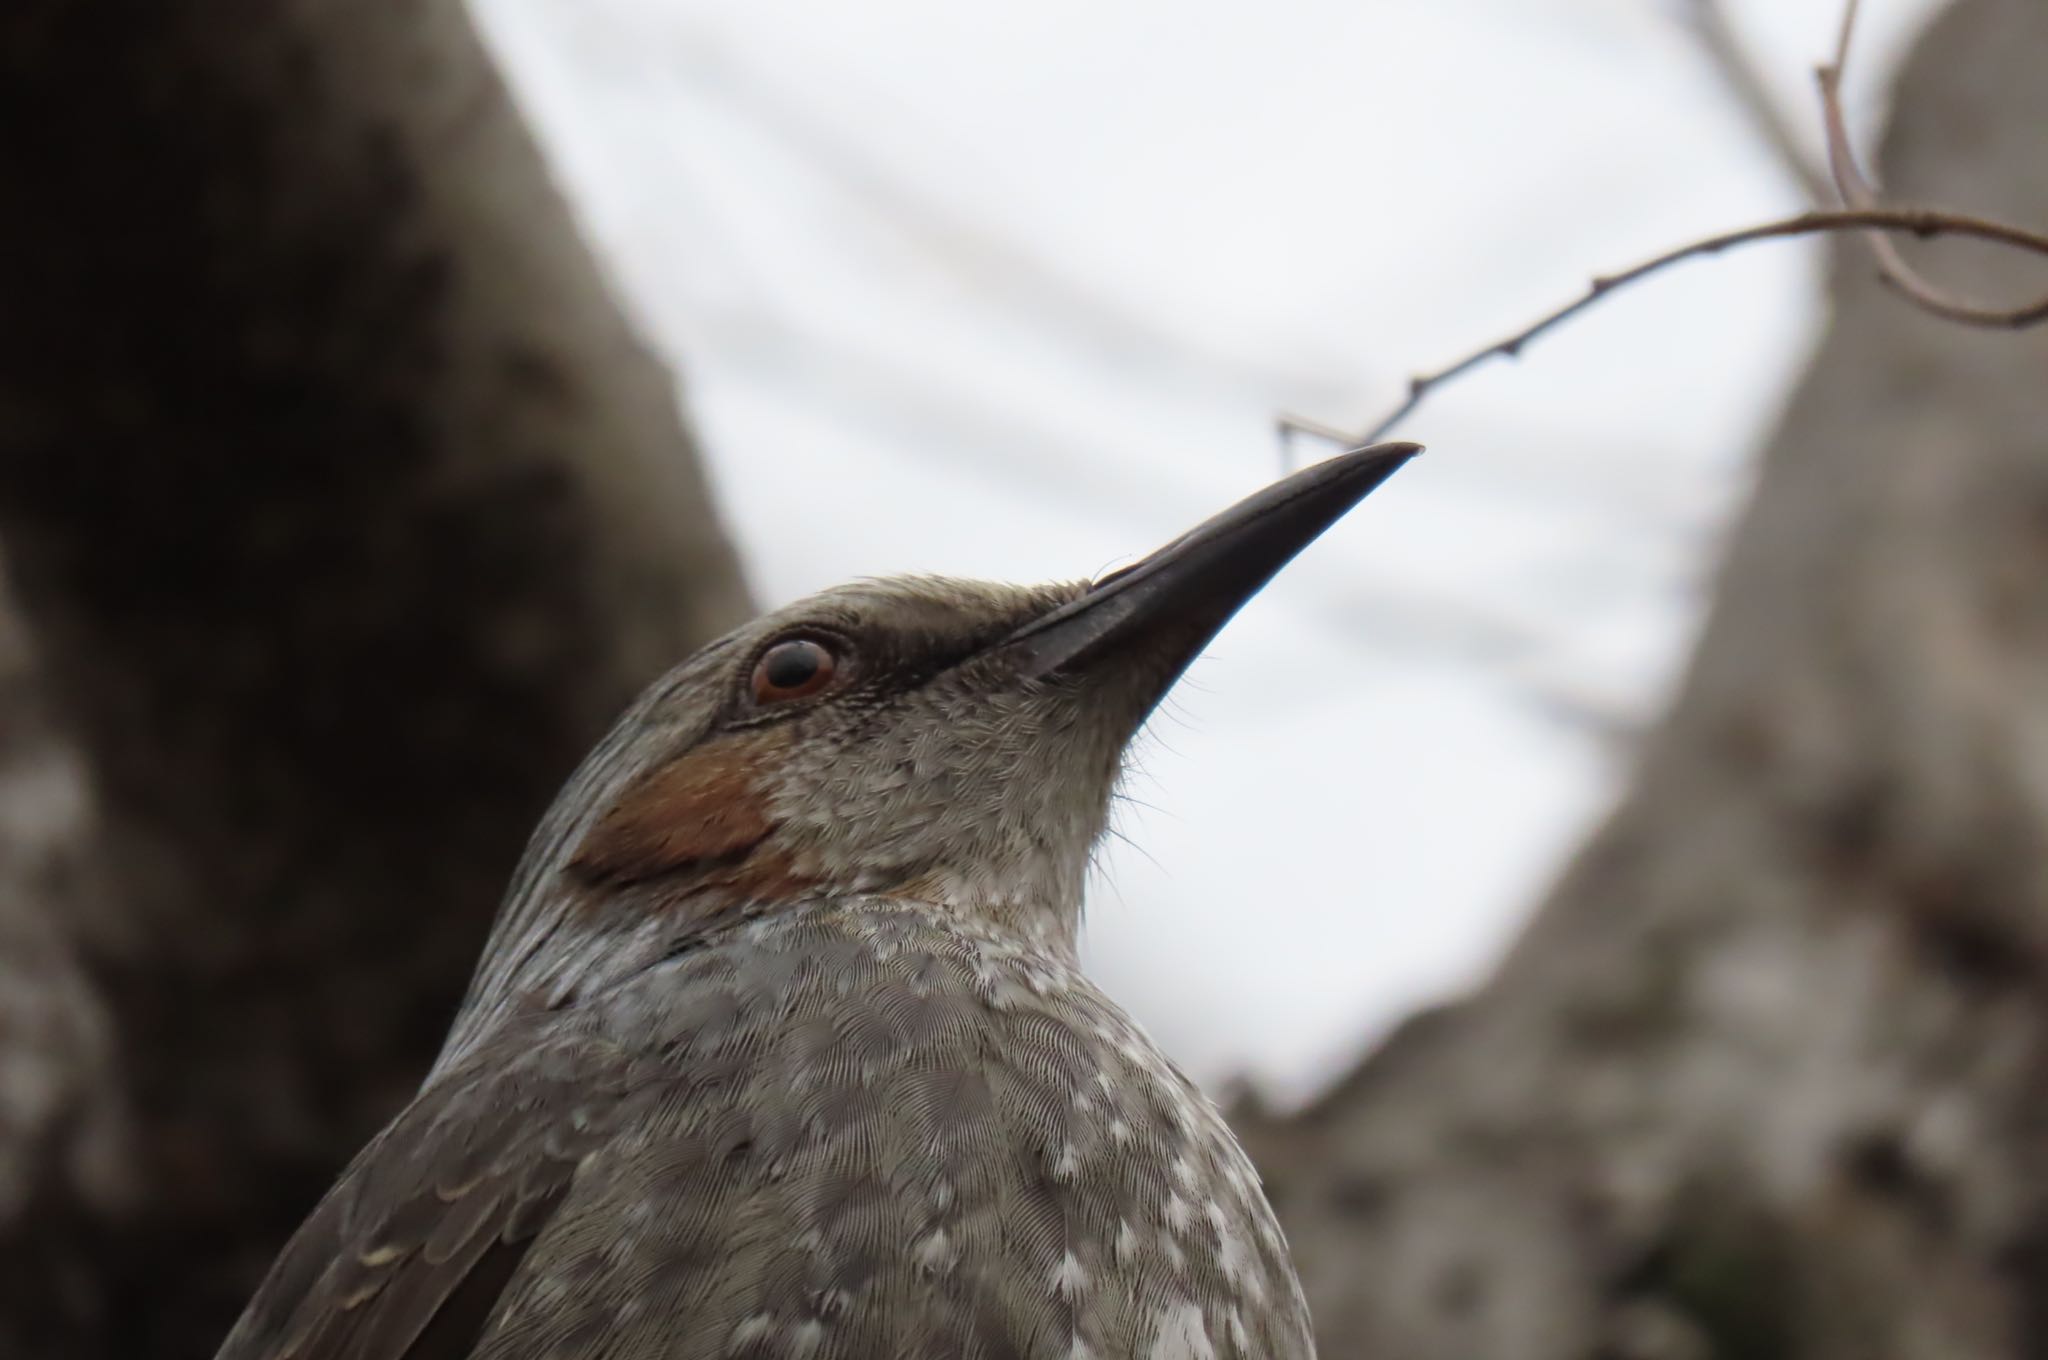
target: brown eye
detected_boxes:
[750,638,837,704]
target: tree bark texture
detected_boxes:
[0,3,750,1356]
[1236,1,2048,1356]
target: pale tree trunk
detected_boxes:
[0,3,749,1356]
[1236,1,2048,1355]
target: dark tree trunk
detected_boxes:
[0,3,749,1356]
[1238,1,2048,1355]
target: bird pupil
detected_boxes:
[765,644,819,689]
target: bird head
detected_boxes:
[444,443,1417,1060]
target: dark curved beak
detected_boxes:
[1001,441,1421,681]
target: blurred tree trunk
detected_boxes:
[0,3,749,1357]
[1237,1,2048,1356]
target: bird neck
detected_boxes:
[430,858,1085,1082]
[876,862,1085,967]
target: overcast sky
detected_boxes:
[477,0,1947,1103]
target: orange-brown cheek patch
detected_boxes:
[569,728,789,885]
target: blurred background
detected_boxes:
[8,0,2048,1356]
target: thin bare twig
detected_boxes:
[1280,206,2048,451]
[1674,0,1829,203]
[1816,0,2048,327]
[1275,413,1361,468]
[1833,0,1860,69]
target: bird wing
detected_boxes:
[214,1024,644,1360]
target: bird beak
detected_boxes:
[999,441,1421,683]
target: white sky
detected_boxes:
[476,0,1947,1103]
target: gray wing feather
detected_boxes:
[215,1026,635,1360]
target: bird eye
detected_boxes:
[750,638,838,705]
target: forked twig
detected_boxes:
[1816,0,2048,327]
[1282,207,2048,451]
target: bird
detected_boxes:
[215,442,1420,1360]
